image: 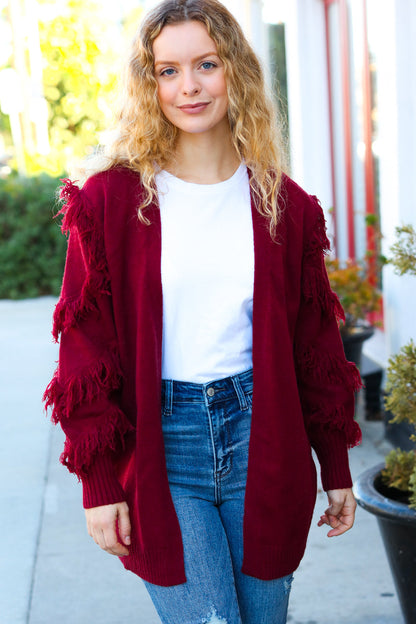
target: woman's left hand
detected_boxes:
[317,488,357,537]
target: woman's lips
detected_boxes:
[178,102,210,114]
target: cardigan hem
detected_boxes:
[241,552,301,582]
[121,548,186,587]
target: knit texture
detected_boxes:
[44,167,361,586]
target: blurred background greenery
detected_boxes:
[0,0,144,298]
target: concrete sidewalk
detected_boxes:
[0,297,404,624]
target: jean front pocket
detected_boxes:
[244,389,253,408]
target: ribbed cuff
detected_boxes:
[82,453,126,508]
[312,428,353,491]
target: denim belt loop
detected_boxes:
[231,373,249,411]
[163,379,173,416]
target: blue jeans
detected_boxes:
[143,369,293,624]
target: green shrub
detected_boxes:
[0,173,66,299]
[381,225,416,509]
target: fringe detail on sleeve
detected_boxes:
[52,272,109,342]
[43,346,133,475]
[295,344,363,394]
[53,179,110,342]
[43,346,123,423]
[302,201,345,324]
[305,200,331,256]
[59,405,133,476]
[302,270,345,323]
[307,403,362,449]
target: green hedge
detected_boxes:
[0,173,67,299]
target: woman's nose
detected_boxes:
[181,71,201,96]
[183,85,200,96]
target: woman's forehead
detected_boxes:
[153,21,218,63]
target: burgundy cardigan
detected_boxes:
[44,166,362,586]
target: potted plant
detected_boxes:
[353,225,416,624]
[325,214,383,369]
[325,258,382,369]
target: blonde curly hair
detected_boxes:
[87,0,288,231]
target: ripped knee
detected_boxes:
[202,607,229,624]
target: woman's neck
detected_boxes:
[166,126,241,184]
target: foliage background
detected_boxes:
[0,173,64,298]
[35,0,142,176]
[0,0,143,298]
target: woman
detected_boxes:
[44,1,362,622]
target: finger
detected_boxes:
[92,528,107,551]
[101,511,129,556]
[89,515,125,556]
[326,512,355,536]
[317,514,330,527]
[327,523,349,537]
[93,530,126,556]
[117,504,131,547]
[102,526,129,556]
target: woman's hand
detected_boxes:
[85,501,131,556]
[317,488,357,537]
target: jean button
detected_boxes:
[207,387,215,397]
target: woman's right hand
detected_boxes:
[85,501,131,556]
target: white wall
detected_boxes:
[224,0,268,69]
[284,0,333,213]
[372,0,416,358]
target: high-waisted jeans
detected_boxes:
[143,369,293,624]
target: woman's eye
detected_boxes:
[160,67,176,77]
[201,61,216,70]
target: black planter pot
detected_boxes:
[341,323,374,370]
[353,463,416,624]
[384,407,416,451]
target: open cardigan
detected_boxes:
[44,166,362,586]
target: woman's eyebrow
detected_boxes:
[154,51,219,67]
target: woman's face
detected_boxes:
[153,20,229,137]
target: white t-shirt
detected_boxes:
[156,163,254,383]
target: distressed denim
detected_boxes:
[143,369,293,624]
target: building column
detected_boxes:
[284,0,333,213]
[375,0,416,357]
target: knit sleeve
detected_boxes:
[43,179,133,508]
[294,196,362,491]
